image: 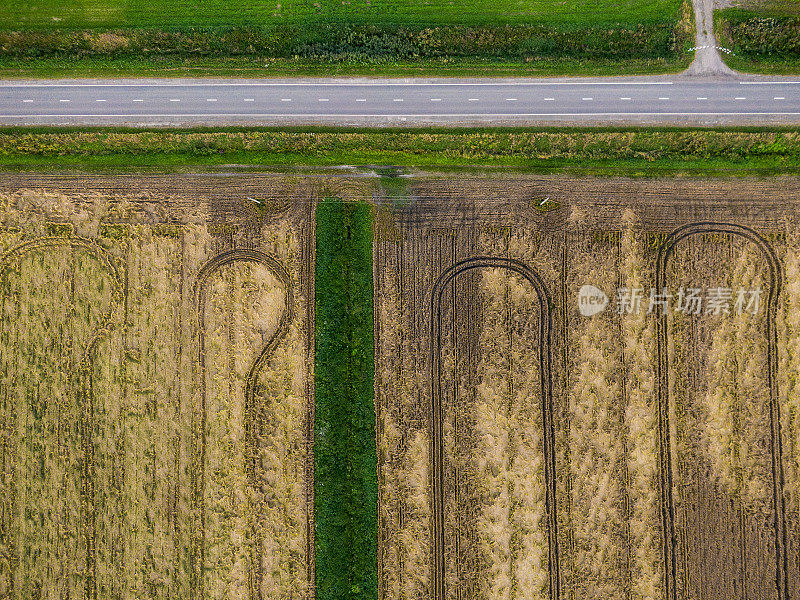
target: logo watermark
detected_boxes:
[578,285,762,316]
[577,285,609,316]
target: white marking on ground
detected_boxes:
[620,97,632,100]
[243,98,254,101]
[207,98,217,102]
[775,97,786,100]
[506,98,517,101]
[697,97,708,100]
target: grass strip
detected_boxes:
[715,9,800,73]
[0,54,692,79]
[4,127,800,176]
[315,197,376,600]
[0,0,693,78]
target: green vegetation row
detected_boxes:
[4,128,800,175]
[1,0,684,30]
[314,198,376,600]
[0,22,688,65]
[715,8,800,72]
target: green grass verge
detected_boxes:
[4,127,800,176]
[1,0,683,30]
[0,54,692,79]
[0,0,693,78]
[314,197,376,600]
[715,8,800,73]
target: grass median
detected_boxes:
[314,197,376,600]
[3,127,800,176]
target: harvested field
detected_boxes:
[2,172,800,600]
[0,175,320,599]
[374,175,800,600]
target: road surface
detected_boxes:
[3,76,800,126]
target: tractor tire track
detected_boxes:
[429,256,559,600]
[192,249,293,600]
[0,236,122,600]
[655,222,788,600]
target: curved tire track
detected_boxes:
[192,249,293,600]
[429,256,559,600]
[655,222,788,600]
[0,236,122,600]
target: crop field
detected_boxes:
[0,0,681,31]
[374,176,800,600]
[0,0,691,76]
[0,176,319,599]
[2,172,800,600]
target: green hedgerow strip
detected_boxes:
[315,198,377,600]
[0,23,687,63]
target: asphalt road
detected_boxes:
[3,76,800,126]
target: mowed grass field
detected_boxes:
[2,0,680,30]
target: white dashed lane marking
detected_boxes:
[22,99,32,103]
[582,97,593,101]
[96,99,106,102]
[282,98,292,102]
[319,98,329,102]
[735,97,746,100]
[697,97,708,100]
[393,98,404,102]
[775,97,786,100]
[243,98,254,102]
[170,98,180,102]
[430,98,441,102]
[620,97,631,100]
[506,98,517,101]
[355,98,366,102]
[60,99,70,102]
[133,99,143,102]
[659,97,670,100]
[544,97,555,101]
[468,98,479,101]
[207,98,217,102]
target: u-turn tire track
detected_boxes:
[655,222,788,600]
[429,256,559,600]
[0,236,122,600]
[192,248,293,600]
